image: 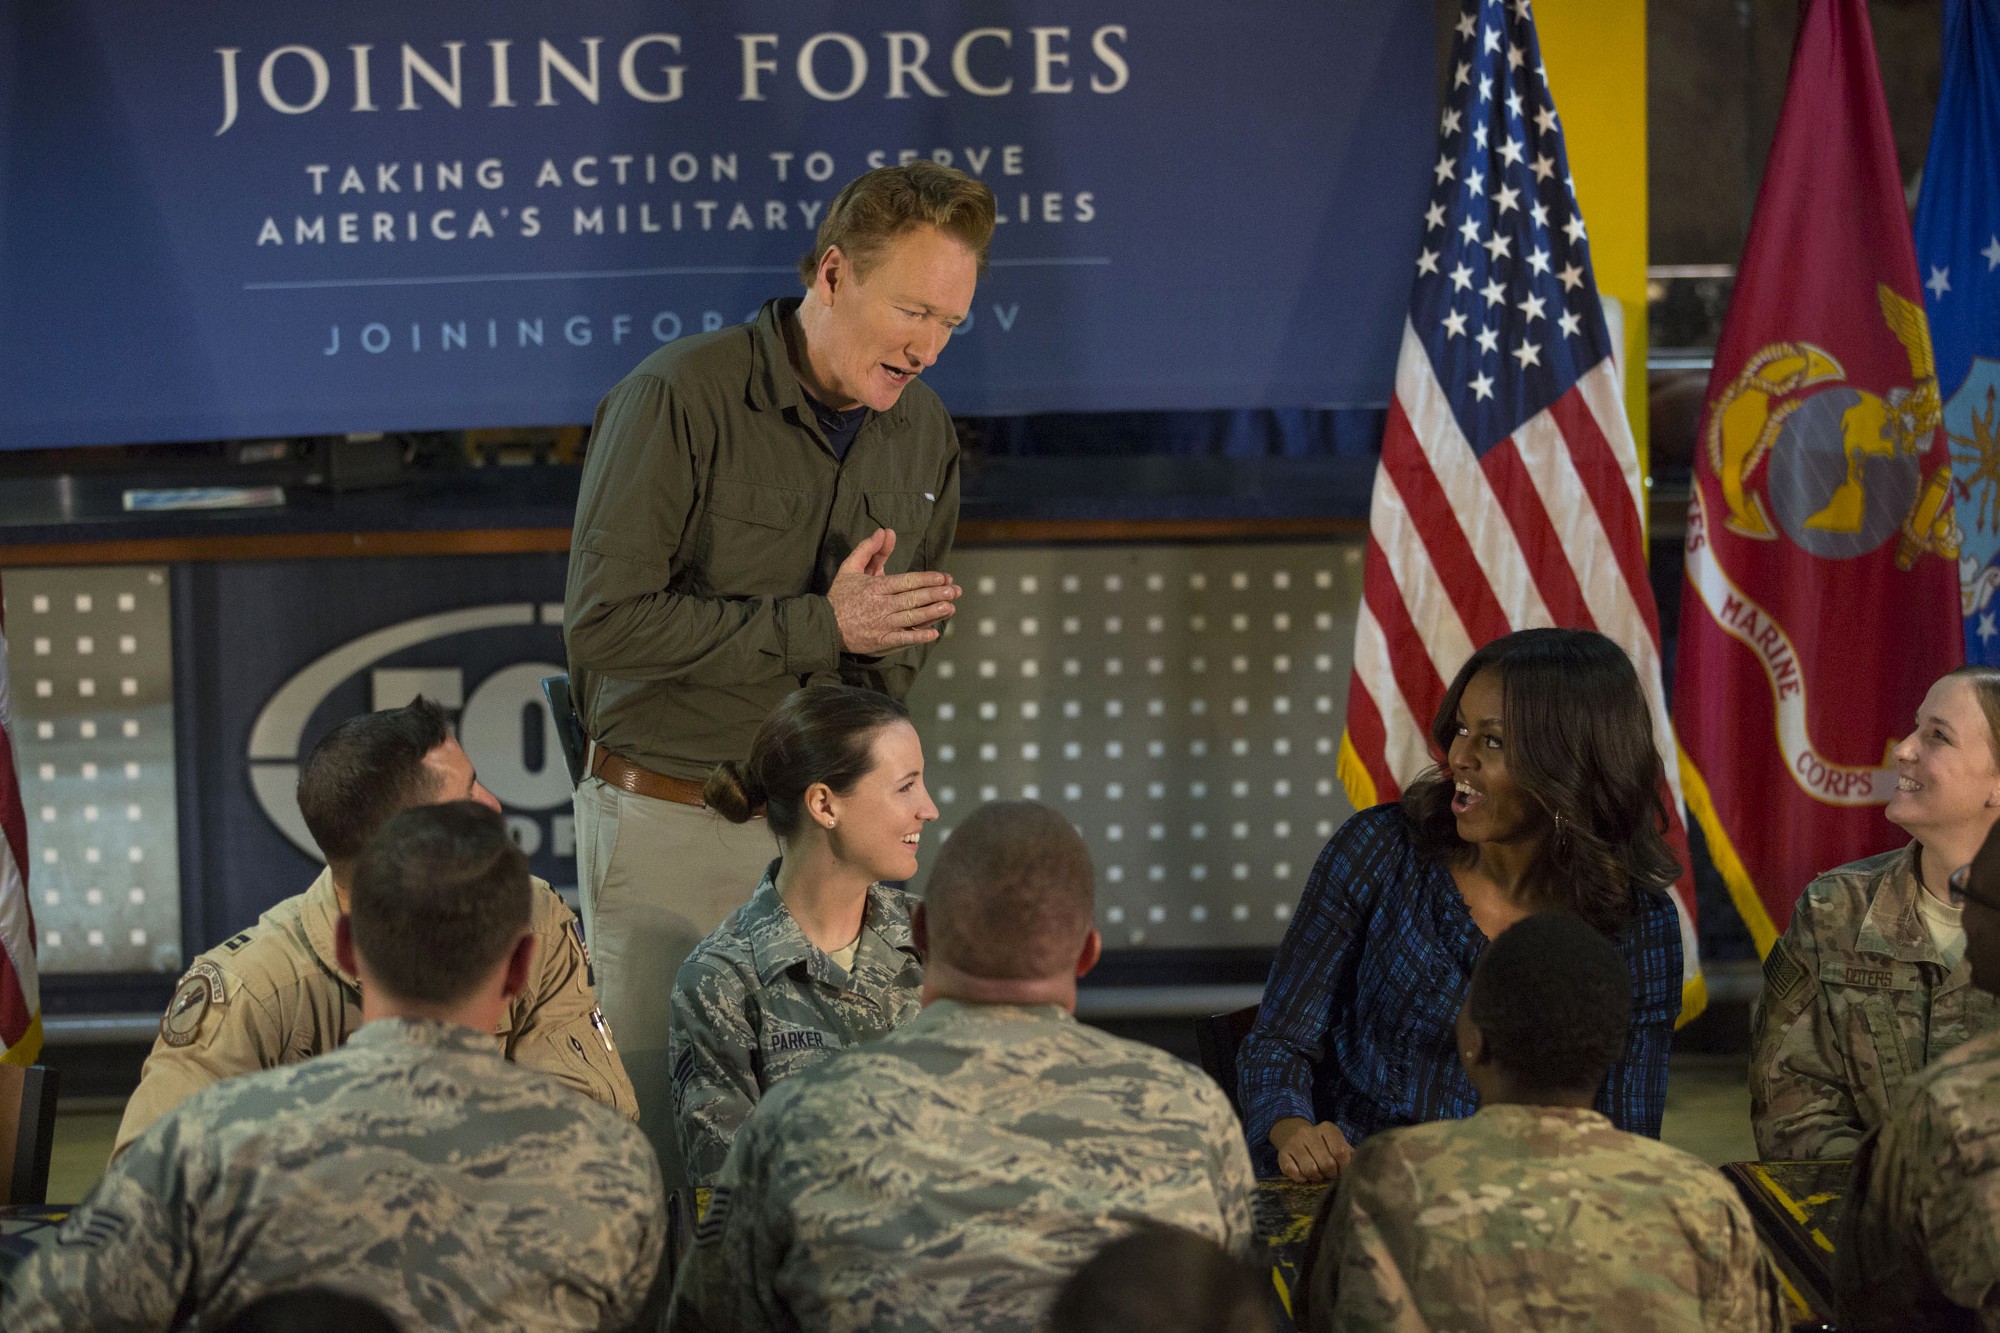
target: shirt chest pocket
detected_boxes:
[1820,959,1925,1116]
[860,490,935,574]
[697,478,817,593]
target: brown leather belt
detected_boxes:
[590,747,708,807]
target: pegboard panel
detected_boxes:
[908,541,1368,949]
[5,567,183,974]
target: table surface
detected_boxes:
[1723,1158,1850,1333]
[1255,1177,1333,1330]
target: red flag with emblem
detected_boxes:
[0,573,44,1065]
[1674,0,1962,954]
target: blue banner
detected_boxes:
[0,1,1432,449]
[1914,0,2000,661]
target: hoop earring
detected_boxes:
[1552,811,1570,852]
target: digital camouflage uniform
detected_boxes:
[666,998,1258,1333]
[1837,1025,2000,1331]
[1304,1104,1787,1333]
[113,868,637,1155]
[2,1019,666,1333]
[1750,845,2000,1159]
[668,869,924,1185]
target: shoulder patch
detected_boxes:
[160,961,227,1048]
[1762,938,1812,1014]
[693,1186,730,1246]
[56,1207,132,1250]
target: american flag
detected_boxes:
[0,573,43,1066]
[1337,0,1702,1013]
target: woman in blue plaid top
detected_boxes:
[1239,628,1684,1181]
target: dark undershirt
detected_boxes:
[805,392,869,461]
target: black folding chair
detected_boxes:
[1191,1004,1261,1119]
[541,673,589,788]
[0,1063,61,1205]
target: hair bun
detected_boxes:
[703,760,763,823]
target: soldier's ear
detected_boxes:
[334,913,360,976]
[1460,1026,1491,1071]
[1074,929,1102,979]
[805,781,838,832]
[500,932,536,1001]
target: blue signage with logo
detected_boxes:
[176,556,581,939]
[1,1,1431,448]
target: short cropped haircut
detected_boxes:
[349,801,532,1007]
[1048,1225,1272,1333]
[798,161,997,286]
[297,697,453,872]
[923,800,1094,980]
[1466,913,1632,1095]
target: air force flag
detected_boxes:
[1915,0,2000,661]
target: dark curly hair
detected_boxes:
[1468,913,1633,1094]
[1401,628,1679,933]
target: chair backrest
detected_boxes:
[540,673,589,788]
[0,1064,61,1206]
[1191,1004,1260,1119]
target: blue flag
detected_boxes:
[1915,0,2000,661]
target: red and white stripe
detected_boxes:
[1343,323,1702,1009]
[0,576,44,1066]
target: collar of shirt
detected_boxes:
[1469,1102,1613,1133]
[1856,842,1957,974]
[1422,857,1490,971]
[913,997,1076,1030]
[742,867,921,990]
[345,1015,508,1057]
[300,867,361,991]
[744,296,917,440]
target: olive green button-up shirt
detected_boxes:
[565,298,961,778]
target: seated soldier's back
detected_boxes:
[1309,1104,1784,1333]
[686,997,1254,1333]
[9,1017,664,1333]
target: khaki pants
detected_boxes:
[572,774,775,1191]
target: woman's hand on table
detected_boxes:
[1270,1117,1354,1183]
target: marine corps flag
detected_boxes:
[1675,0,1962,953]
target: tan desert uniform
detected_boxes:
[114,868,637,1154]
[1750,844,2000,1160]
